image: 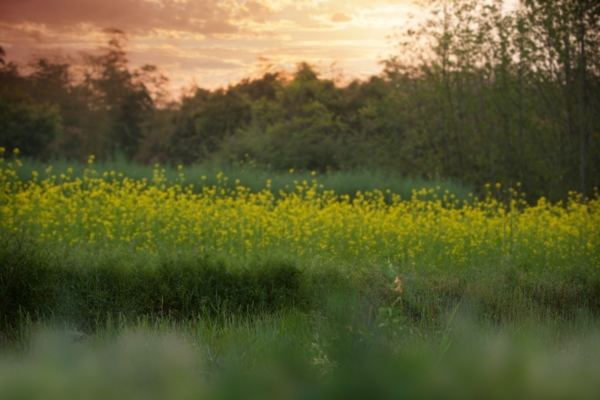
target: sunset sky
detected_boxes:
[0,0,421,94]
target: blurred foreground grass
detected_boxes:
[2,312,600,400]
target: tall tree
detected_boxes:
[382,0,599,199]
[523,0,600,197]
[83,29,154,160]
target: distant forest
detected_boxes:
[1,0,598,200]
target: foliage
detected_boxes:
[9,155,473,203]
[0,234,304,331]
[167,87,252,164]
[2,4,600,395]
[1,157,598,333]
[0,91,62,157]
[0,30,158,163]
[0,0,598,200]
[1,157,599,397]
[2,157,597,266]
[220,64,348,171]
[384,0,600,199]
[3,317,600,400]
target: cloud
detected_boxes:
[330,12,352,23]
[0,0,244,36]
[0,0,421,93]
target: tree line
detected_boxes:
[1,0,598,200]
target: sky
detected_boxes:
[0,0,422,95]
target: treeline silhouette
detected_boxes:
[0,0,598,200]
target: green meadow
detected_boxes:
[1,158,599,399]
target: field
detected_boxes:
[2,150,600,399]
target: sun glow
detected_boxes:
[0,0,421,91]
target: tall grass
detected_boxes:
[2,296,600,399]
[11,155,473,202]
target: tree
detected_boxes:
[221,63,348,171]
[83,30,154,160]
[0,48,26,94]
[0,90,63,157]
[381,0,599,199]
[166,72,284,165]
[168,87,252,164]
[523,0,600,197]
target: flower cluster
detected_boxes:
[1,158,598,270]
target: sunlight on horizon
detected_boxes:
[0,0,424,96]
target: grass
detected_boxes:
[10,154,473,202]
[1,154,599,398]
[2,293,600,399]
[2,233,598,334]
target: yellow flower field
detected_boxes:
[1,152,598,270]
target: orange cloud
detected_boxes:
[0,0,421,92]
[331,12,352,23]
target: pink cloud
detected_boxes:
[0,0,240,36]
[0,0,420,92]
